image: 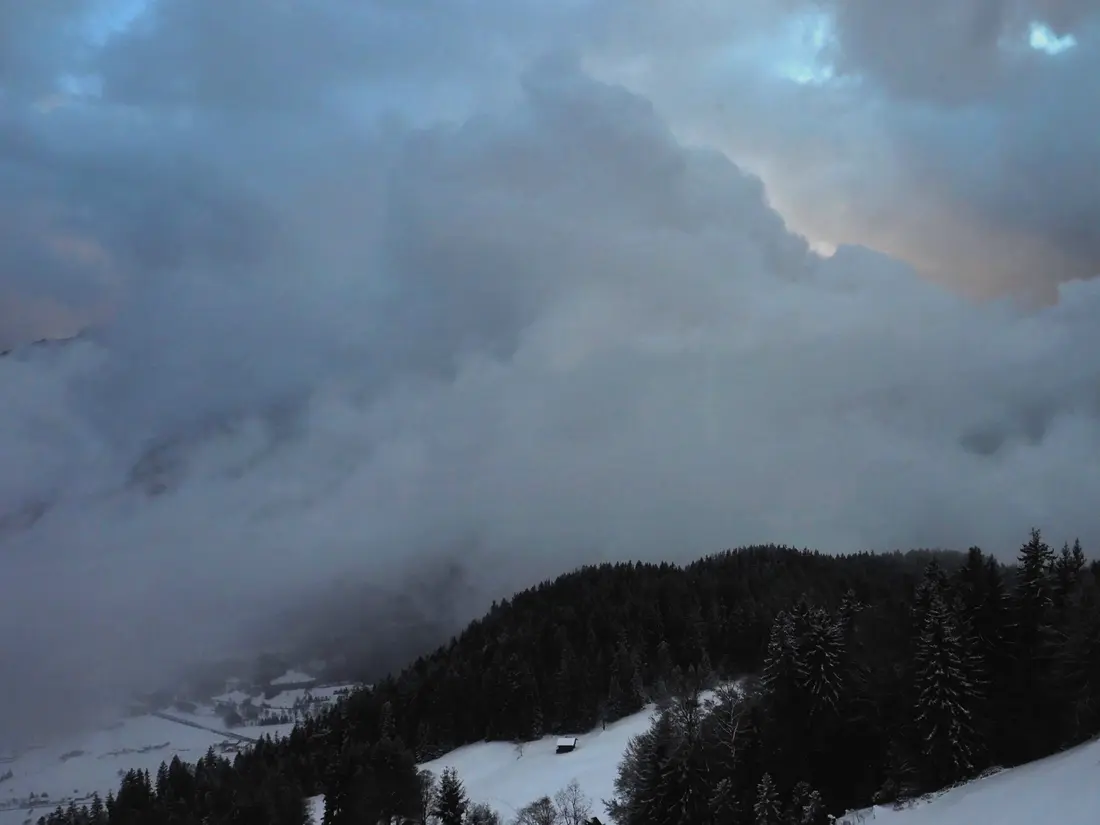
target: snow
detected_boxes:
[838,736,1100,825]
[0,683,354,825]
[210,690,253,705]
[6,678,1099,825]
[271,670,315,686]
[0,715,240,825]
[417,691,1100,825]
[169,683,348,730]
[254,687,321,707]
[419,709,657,819]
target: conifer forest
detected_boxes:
[33,531,1100,825]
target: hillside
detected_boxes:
[374,703,1100,825]
[16,536,1100,825]
[419,703,661,817]
[10,690,1100,825]
[836,734,1100,825]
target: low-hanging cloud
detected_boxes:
[2,0,1100,746]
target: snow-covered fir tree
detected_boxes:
[913,590,983,788]
[432,767,469,825]
[798,608,847,719]
[753,773,782,825]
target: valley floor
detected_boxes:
[0,680,349,825]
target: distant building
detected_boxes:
[556,737,578,754]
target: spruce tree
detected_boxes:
[761,609,803,771]
[976,554,1014,761]
[88,794,105,825]
[1053,540,1086,612]
[753,774,781,825]
[609,642,645,718]
[912,591,982,788]
[369,737,422,825]
[380,701,397,741]
[1061,575,1100,743]
[432,767,469,825]
[784,782,811,825]
[654,693,710,825]
[607,712,674,825]
[155,761,170,800]
[1011,528,1058,759]
[554,638,581,731]
[800,790,825,825]
[798,608,846,719]
[1018,529,1055,602]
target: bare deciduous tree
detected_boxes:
[706,681,745,774]
[513,796,558,825]
[553,780,592,825]
[417,769,437,824]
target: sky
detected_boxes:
[0,0,1098,743]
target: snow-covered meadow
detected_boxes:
[836,734,1100,825]
[419,697,1100,825]
[420,709,656,819]
[0,674,351,825]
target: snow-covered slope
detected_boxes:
[0,681,352,825]
[419,706,1100,825]
[837,737,1100,825]
[7,683,1100,825]
[420,709,656,817]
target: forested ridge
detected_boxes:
[35,532,1100,825]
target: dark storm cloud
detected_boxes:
[817,0,1094,103]
[93,0,594,112]
[2,0,1100,746]
[0,0,90,96]
[609,0,1100,297]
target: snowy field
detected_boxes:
[837,734,1100,825]
[420,708,657,818]
[420,697,1100,825]
[0,675,352,825]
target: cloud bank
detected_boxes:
[1,0,1099,743]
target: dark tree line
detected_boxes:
[34,535,1100,825]
[607,531,1100,825]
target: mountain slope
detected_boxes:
[328,702,1100,825]
[16,540,1100,825]
[12,693,1098,825]
[838,735,1100,825]
[419,707,654,818]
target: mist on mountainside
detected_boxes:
[2,0,1100,746]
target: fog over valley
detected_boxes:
[1,0,1098,745]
